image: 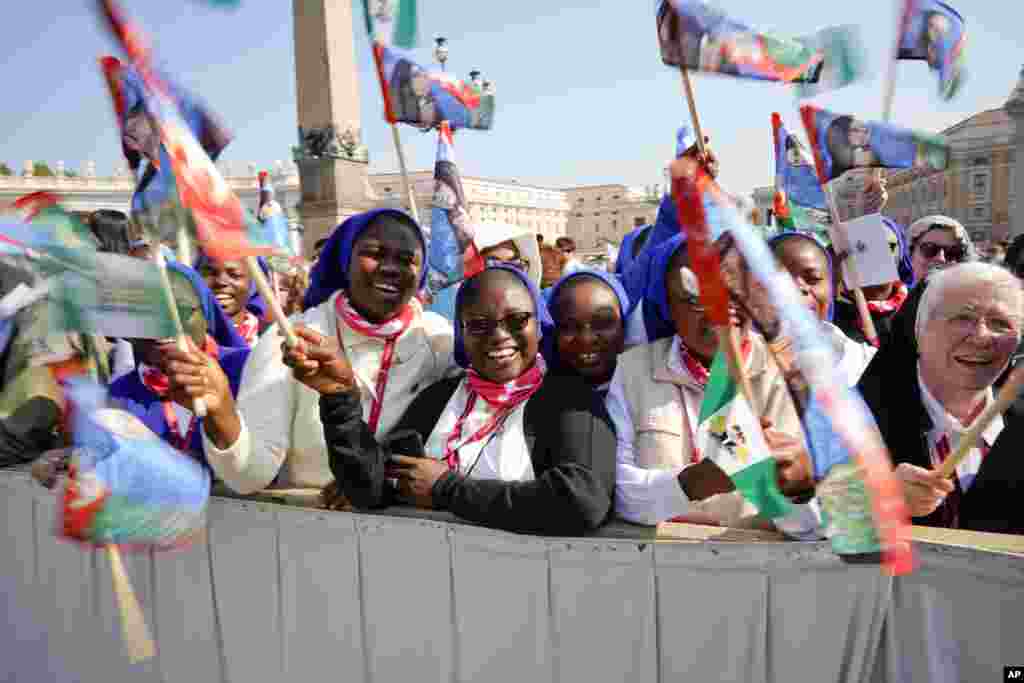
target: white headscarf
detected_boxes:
[473,222,543,287]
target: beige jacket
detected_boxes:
[204,292,456,494]
[610,335,801,527]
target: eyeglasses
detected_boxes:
[462,312,534,337]
[916,241,967,262]
[485,256,530,273]
[942,310,1020,338]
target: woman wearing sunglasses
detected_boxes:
[907,215,977,284]
[305,264,616,535]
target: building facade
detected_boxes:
[563,185,661,251]
[0,161,667,254]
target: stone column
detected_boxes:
[292,0,376,255]
[1006,65,1024,240]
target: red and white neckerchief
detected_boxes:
[864,283,908,315]
[139,335,219,453]
[443,355,547,473]
[234,311,260,346]
[334,292,420,434]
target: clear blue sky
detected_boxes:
[1,1,1021,196]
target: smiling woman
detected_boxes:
[163,209,457,495]
[318,265,617,535]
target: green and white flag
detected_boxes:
[696,353,793,519]
[362,0,418,48]
[48,252,178,340]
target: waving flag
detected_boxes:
[898,0,966,100]
[47,252,179,341]
[362,0,417,49]
[657,0,825,83]
[425,122,482,319]
[697,182,913,574]
[772,113,827,212]
[61,380,210,550]
[793,25,869,99]
[97,0,274,261]
[800,105,949,184]
[697,353,793,519]
[671,167,731,326]
[372,44,495,131]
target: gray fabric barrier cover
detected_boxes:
[1,470,1022,683]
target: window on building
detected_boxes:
[634,217,645,227]
[611,219,618,232]
[612,195,620,200]
[973,173,989,201]
[383,187,392,193]
[575,212,583,218]
[971,156,990,166]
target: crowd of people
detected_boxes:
[4,137,1024,541]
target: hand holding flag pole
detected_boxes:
[154,248,207,418]
[246,256,298,348]
[676,67,760,416]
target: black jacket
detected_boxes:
[857,283,1024,534]
[321,373,617,536]
[833,298,902,348]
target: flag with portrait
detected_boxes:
[897,0,966,100]
[800,105,950,184]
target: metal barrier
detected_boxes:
[2,468,1022,683]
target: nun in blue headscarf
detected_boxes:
[769,231,875,386]
[165,208,456,495]
[547,268,629,398]
[194,251,271,347]
[109,262,249,461]
[319,263,616,535]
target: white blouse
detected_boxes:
[423,378,535,483]
[203,291,456,494]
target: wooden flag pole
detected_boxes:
[246,256,298,348]
[107,545,156,662]
[939,365,1024,479]
[391,124,421,224]
[825,186,880,346]
[154,249,207,417]
[678,66,759,414]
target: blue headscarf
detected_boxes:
[641,233,689,343]
[166,262,247,349]
[193,251,271,319]
[620,194,683,319]
[883,217,915,285]
[453,264,554,369]
[769,231,835,322]
[546,268,630,370]
[303,208,427,311]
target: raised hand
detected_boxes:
[282,325,358,396]
[163,338,234,417]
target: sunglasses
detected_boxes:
[484,256,530,273]
[916,241,966,262]
[462,312,534,337]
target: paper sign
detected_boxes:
[837,213,899,289]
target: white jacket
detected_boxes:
[204,291,456,494]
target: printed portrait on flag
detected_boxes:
[432,159,473,255]
[380,46,495,131]
[801,106,949,183]
[656,0,824,84]
[897,0,965,98]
